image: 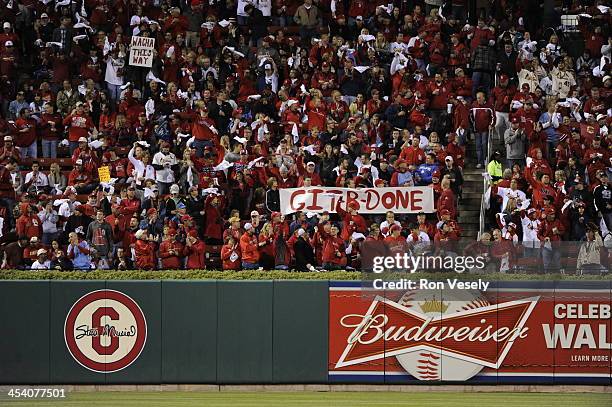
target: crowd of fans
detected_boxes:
[0,0,610,272]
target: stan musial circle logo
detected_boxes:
[64,290,147,373]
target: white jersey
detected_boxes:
[521,214,541,248]
[495,186,527,213]
[551,67,576,99]
[152,151,178,183]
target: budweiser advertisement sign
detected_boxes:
[329,282,611,383]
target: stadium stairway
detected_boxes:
[460,134,505,240]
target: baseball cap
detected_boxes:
[146,208,157,216]
[30,236,38,243]
[356,15,363,21]
[78,136,87,143]
[508,222,517,229]
[445,155,453,162]
[390,224,401,232]
[4,40,12,47]
[250,210,259,217]
[37,248,47,256]
[306,161,315,167]
[596,113,607,121]
[511,117,520,124]
[170,184,180,194]
[41,13,49,18]
[244,222,253,231]
[75,159,83,165]
[3,22,10,29]
[264,63,272,70]
[499,74,509,82]
[3,135,12,141]
[180,215,193,222]
[527,208,537,215]
[297,228,306,237]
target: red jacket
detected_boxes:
[159,239,184,269]
[322,236,347,265]
[221,243,241,270]
[437,188,457,219]
[184,239,207,269]
[13,117,37,147]
[63,114,93,142]
[16,214,42,239]
[471,101,495,132]
[399,146,426,166]
[134,239,156,269]
[239,232,260,263]
[336,204,367,242]
[491,85,516,112]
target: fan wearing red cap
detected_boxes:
[335,197,367,242]
[384,224,405,249]
[159,228,184,269]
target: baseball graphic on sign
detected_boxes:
[64,290,147,373]
[395,289,490,381]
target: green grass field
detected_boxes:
[3,392,611,407]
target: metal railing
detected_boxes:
[478,128,494,239]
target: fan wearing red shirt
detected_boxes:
[67,159,97,194]
[221,236,241,270]
[159,229,184,269]
[13,108,37,158]
[118,186,141,228]
[62,102,94,154]
[399,136,426,165]
[134,229,156,270]
[184,230,207,269]
[437,178,457,220]
[336,199,367,242]
[240,223,260,269]
[16,203,42,240]
[322,224,347,270]
[471,91,495,168]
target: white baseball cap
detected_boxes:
[244,223,253,231]
[75,159,83,165]
[41,13,49,18]
[170,184,180,194]
[3,22,10,29]
[78,136,88,143]
[4,40,13,47]
[445,155,454,162]
[37,248,47,256]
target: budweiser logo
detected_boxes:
[336,294,539,375]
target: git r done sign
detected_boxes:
[329,283,611,383]
[65,290,147,373]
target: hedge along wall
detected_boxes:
[0,280,610,385]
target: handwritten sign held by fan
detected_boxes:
[98,166,111,183]
[129,36,155,67]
